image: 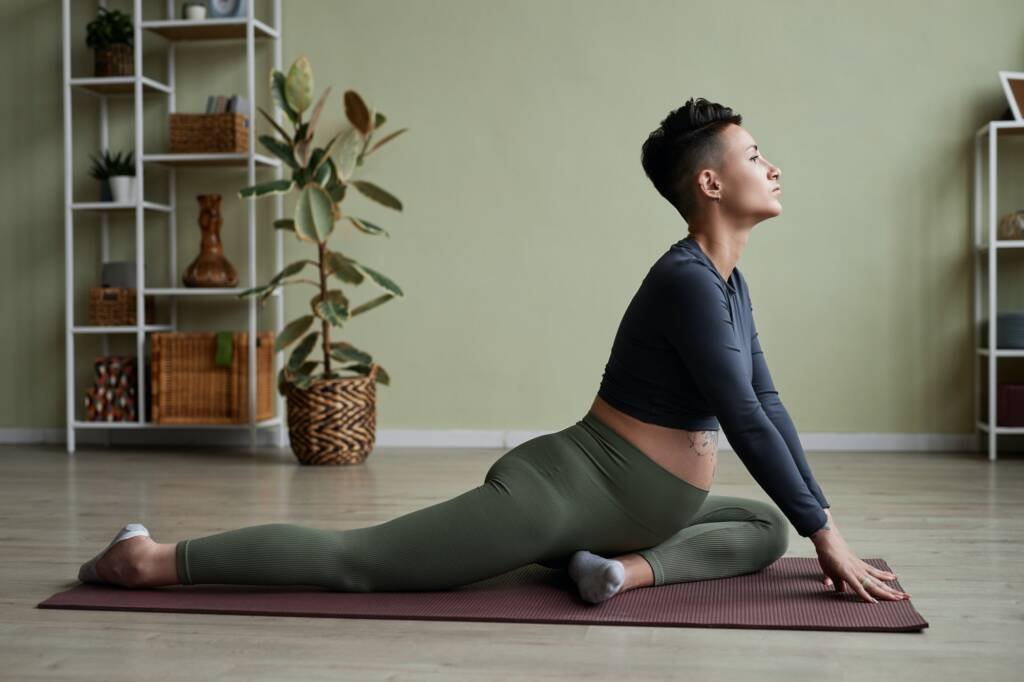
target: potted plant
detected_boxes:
[238,55,408,466]
[86,7,134,78]
[88,150,136,203]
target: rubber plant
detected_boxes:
[238,55,407,394]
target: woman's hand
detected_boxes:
[811,522,910,603]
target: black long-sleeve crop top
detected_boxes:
[597,234,830,537]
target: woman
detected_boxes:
[78,98,909,605]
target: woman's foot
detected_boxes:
[568,550,656,604]
[78,524,179,588]
[568,550,626,603]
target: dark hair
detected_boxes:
[641,98,742,221]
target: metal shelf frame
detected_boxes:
[62,0,287,453]
[973,120,1024,460]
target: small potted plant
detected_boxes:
[238,55,408,466]
[89,150,136,203]
[86,7,133,77]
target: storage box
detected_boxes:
[88,287,155,326]
[997,383,1024,426]
[150,331,274,424]
[169,112,249,154]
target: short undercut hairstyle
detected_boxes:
[641,97,743,221]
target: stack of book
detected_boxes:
[205,94,249,115]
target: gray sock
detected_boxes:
[568,550,625,603]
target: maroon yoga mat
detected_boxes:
[38,557,927,632]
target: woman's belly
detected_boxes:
[587,395,718,492]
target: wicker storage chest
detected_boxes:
[150,331,274,424]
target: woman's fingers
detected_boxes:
[856,562,906,595]
[849,573,878,603]
[859,560,897,582]
[868,578,909,600]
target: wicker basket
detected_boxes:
[284,364,380,465]
[94,44,133,77]
[169,113,249,154]
[150,331,274,424]
[88,287,155,326]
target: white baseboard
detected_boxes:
[0,426,992,453]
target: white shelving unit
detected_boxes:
[973,119,1024,461]
[62,0,287,453]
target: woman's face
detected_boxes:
[705,124,782,222]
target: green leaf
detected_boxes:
[325,251,365,284]
[288,331,320,372]
[304,86,332,142]
[258,134,298,169]
[329,340,372,365]
[257,106,291,144]
[373,111,387,129]
[351,260,403,296]
[270,260,313,286]
[326,174,347,203]
[237,284,273,299]
[239,178,293,199]
[351,180,402,211]
[317,299,349,326]
[344,363,390,385]
[284,55,314,114]
[311,289,350,325]
[313,155,332,185]
[294,183,335,242]
[294,360,320,382]
[270,70,299,124]
[350,293,395,316]
[293,370,315,390]
[273,218,296,232]
[310,131,342,175]
[334,127,363,182]
[275,315,315,351]
[367,127,408,155]
[347,216,389,237]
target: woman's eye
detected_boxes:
[750,155,760,162]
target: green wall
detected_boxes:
[4,0,1024,435]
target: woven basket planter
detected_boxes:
[94,44,133,77]
[284,363,380,465]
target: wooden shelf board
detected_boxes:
[143,152,280,167]
[141,19,276,41]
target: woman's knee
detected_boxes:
[757,504,789,565]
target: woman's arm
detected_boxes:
[749,316,830,510]
[659,260,828,538]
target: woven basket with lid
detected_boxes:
[284,363,380,465]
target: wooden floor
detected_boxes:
[2,440,1021,681]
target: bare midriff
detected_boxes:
[587,395,718,492]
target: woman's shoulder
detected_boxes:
[648,245,727,299]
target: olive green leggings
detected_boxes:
[175,412,789,591]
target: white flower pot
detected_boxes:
[184,4,207,19]
[109,175,136,204]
